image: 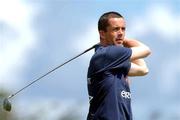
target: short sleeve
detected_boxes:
[88,45,132,77]
[105,46,132,75]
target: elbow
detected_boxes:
[140,67,149,76]
[145,47,151,57]
[143,68,149,75]
[129,67,149,77]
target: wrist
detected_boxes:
[123,39,129,47]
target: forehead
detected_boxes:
[108,17,126,27]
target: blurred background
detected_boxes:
[0,0,180,120]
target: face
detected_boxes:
[100,17,126,46]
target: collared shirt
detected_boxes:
[87,45,132,120]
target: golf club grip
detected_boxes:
[8,43,99,99]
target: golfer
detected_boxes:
[87,11,151,120]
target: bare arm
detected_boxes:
[123,38,151,76]
[123,39,151,61]
[128,59,149,76]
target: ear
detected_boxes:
[99,30,105,40]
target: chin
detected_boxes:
[115,42,123,46]
[115,43,123,47]
[115,40,123,45]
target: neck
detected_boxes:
[100,39,113,47]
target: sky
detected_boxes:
[0,0,180,120]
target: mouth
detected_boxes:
[115,38,123,44]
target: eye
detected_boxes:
[113,27,120,32]
[121,27,126,31]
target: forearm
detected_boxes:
[123,38,151,60]
[132,59,147,67]
[128,59,149,76]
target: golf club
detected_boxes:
[3,43,99,112]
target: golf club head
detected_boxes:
[3,98,12,112]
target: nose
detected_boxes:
[117,30,123,37]
[118,28,123,35]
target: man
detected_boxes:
[87,11,151,120]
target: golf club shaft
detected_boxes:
[8,43,98,99]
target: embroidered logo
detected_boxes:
[121,90,131,99]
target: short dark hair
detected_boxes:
[98,11,124,32]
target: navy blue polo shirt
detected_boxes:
[87,45,132,120]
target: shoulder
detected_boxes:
[106,45,132,57]
[92,45,132,60]
[95,45,127,53]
